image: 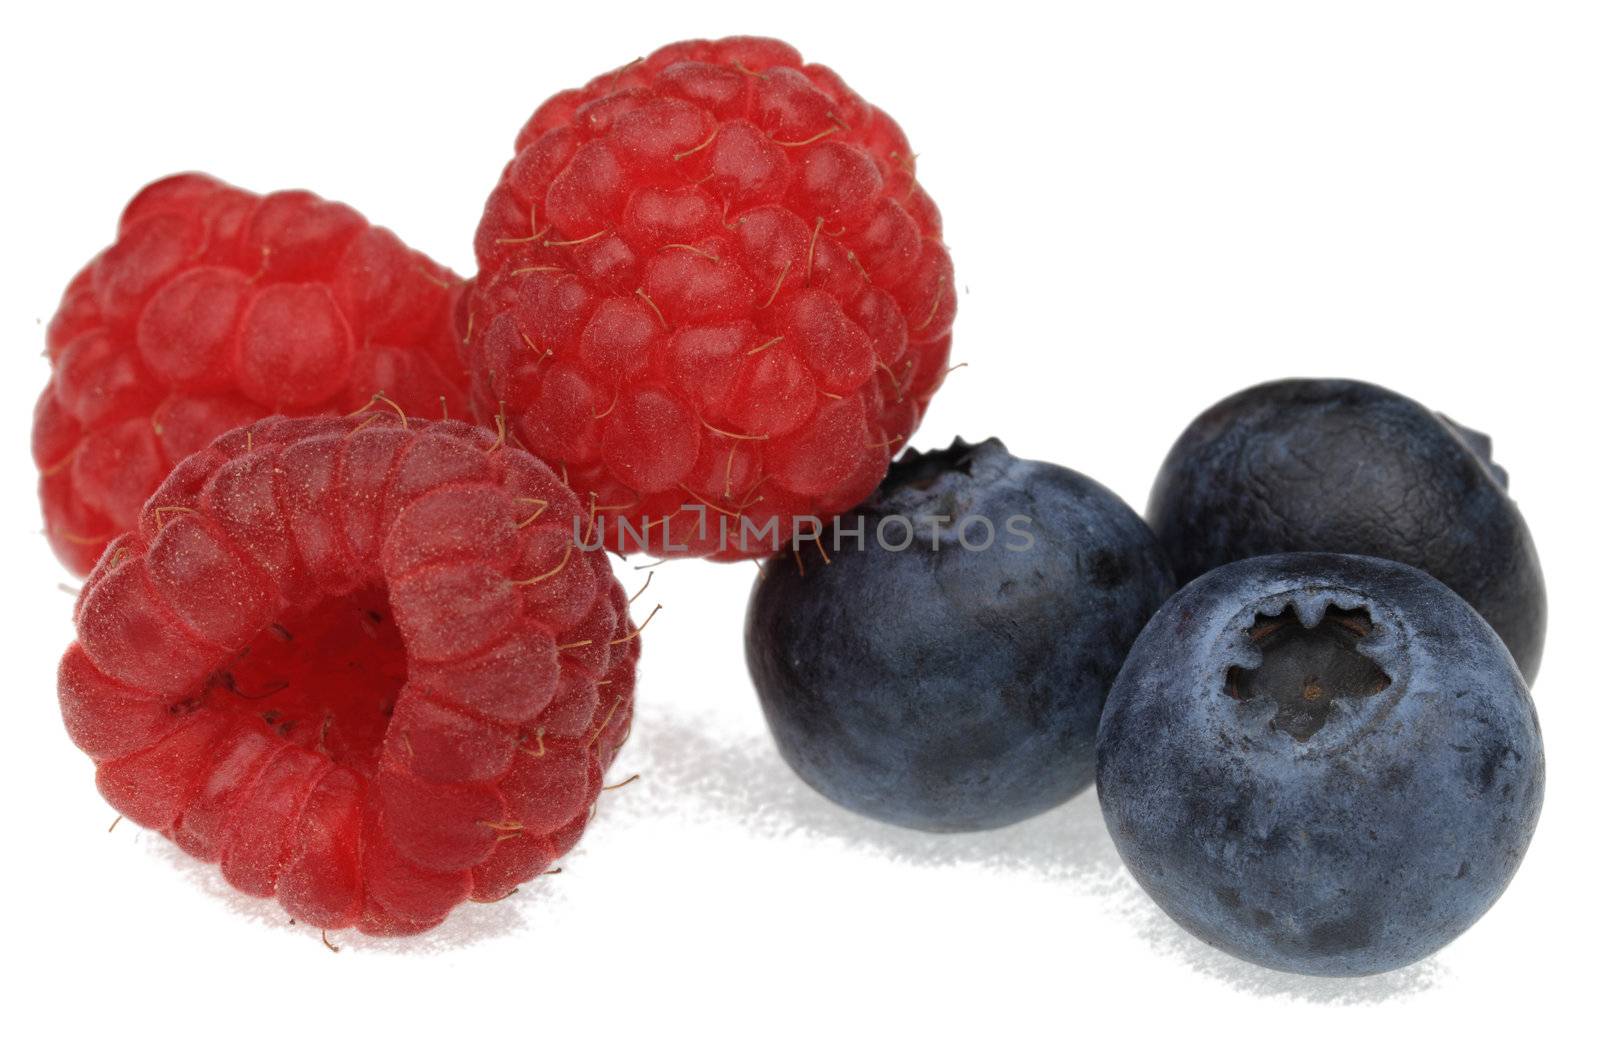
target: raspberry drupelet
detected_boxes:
[34,173,470,576]
[469,36,957,559]
[59,415,638,936]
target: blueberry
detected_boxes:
[1147,379,1546,680]
[745,438,1174,832]
[1096,552,1544,976]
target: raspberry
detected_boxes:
[35,173,470,575]
[59,415,637,936]
[468,36,956,558]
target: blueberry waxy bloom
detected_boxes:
[1097,553,1544,976]
[1148,379,1546,680]
[748,438,1173,832]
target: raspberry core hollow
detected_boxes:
[59,415,638,936]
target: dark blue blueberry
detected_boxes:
[1147,379,1546,680]
[1096,552,1544,976]
[745,438,1174,832]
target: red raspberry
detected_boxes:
[35,174,470,576]
[469,36,956,558]
[59,415,637,936]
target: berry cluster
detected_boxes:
[35,34,954,939]
[746,380,1546,976]
[33,34,1551,978]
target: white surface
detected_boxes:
[3,2,1596,1053]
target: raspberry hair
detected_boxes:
[59,415,637,936]
[34,173,470,575]
[469,36,957,559]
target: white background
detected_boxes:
[3,2,1596,1053]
